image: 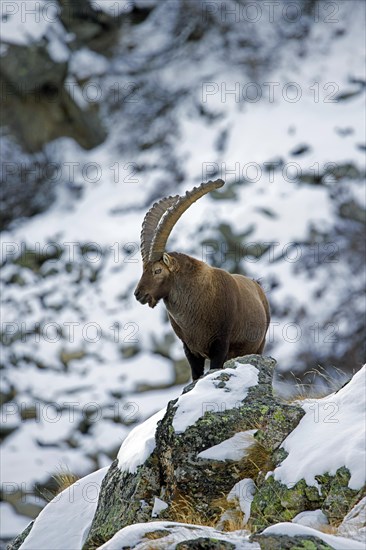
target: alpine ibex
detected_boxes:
[134,179,270,380]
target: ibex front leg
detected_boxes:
[183,343,205,380]
[208,338,230,371]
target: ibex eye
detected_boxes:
[154,268,162,274]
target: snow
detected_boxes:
[172,363,259,434]
[274,365,366,490]
[93,0,133,16]
[117,407,166,473]
[97,521,258,549]
[19,466,108,550]
[292,509,328,528]
[69,49,109,80]
[228,478,256,524]
[0,503,30,540]
[198,430,257,461]
[338,497,366,543]
[262,522,365,550]
[1,425,94,486]
[151,497,168,518]
[1,1,53,45]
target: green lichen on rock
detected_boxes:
[250,476,322,531]
[155,356,304,507]
[83,456,162,549]
[250,466,364,532]
[252,532,334,550]
[317,467,365,524]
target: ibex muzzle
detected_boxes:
[135,179,270,380]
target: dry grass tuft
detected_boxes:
[220,510,245,532]
[144,529,169,540]
[213,494,245,531]
[236,440,274,479]
[169,492,221,527]
[52,467,79,495]
[317,524,339,535]
[277,364,350,402]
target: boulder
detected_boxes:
[1,42,107,152]
[84,355,304,548]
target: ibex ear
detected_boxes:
[163,253,177,271]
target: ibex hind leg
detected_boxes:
[183,343,205,380]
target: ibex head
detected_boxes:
[134,179,224,308]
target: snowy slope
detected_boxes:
[19,467,108,550]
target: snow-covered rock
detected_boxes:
[97,521,258,549]
[255,522,365,550]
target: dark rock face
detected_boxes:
[176,539,236,550]
[81,457,162,550]
[1,40,107,152]
[252,532,334,550]
[84,355,305,548]
[58,0,124,51]
[0,0,125,157]
[1,42,67,94]
[6,522,33,550]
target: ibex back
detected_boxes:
[134,179,270,380]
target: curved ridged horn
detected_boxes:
[140,195,180,265]
[149,179,225,262]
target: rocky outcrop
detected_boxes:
[0,0,131,153]
[1,40,107,152]
[83,356,365,549]
[84,355,304,547]
[8,356,365,549]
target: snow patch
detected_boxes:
[274,366,366,491]
[151,497,168,518]
[69,48,109,80]
[228,478,256,524]
[173,363,259,434]
[292,509,328,528]
[93,0,133,15]
[338,497,366,543]
[198,430,257,461]
[1,1,51,45]
[117,408,166,473]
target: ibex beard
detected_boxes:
[134,180,271,380]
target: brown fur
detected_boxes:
[135,251,270,380]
